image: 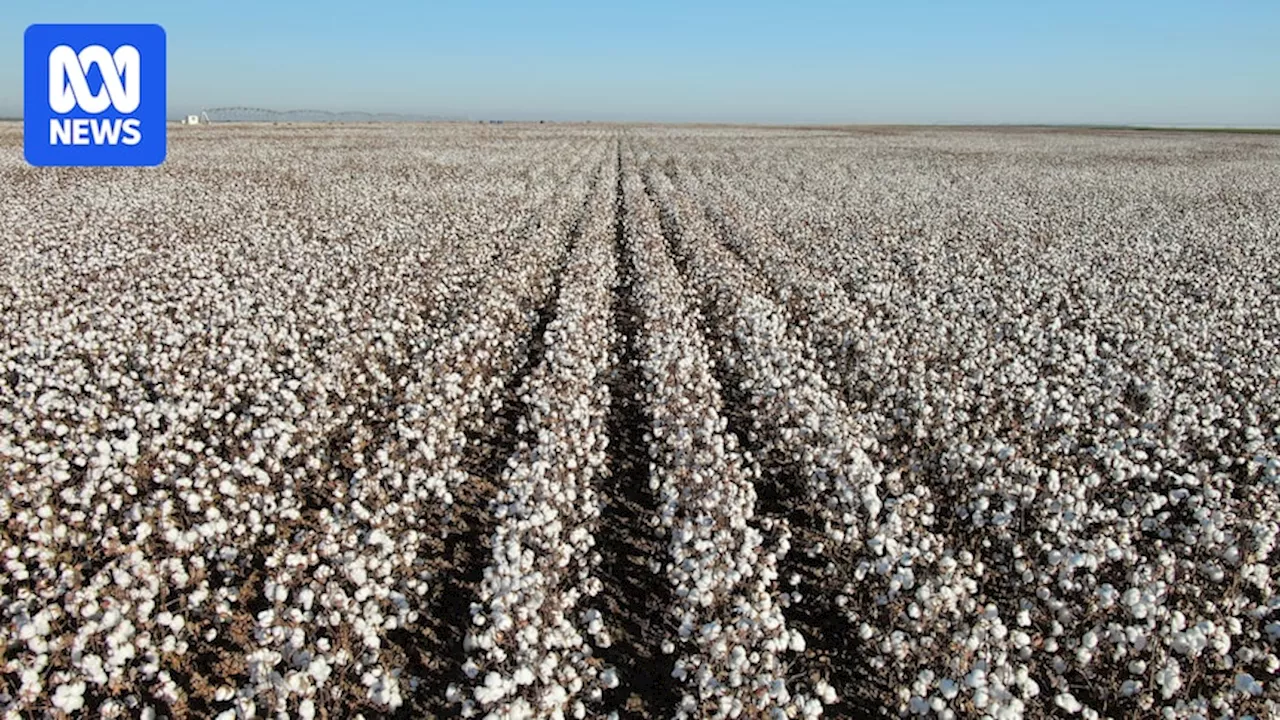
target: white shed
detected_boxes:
[185,114,200,125]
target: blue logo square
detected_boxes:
[24,24,167,167]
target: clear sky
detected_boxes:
[2,1,1277,125]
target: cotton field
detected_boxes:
[1,122,1278,720]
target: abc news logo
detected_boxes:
[48,45,143,146]
[24,24,166,167]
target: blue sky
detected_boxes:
[3,1,1277,124]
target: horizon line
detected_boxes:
[1,117,1278,133]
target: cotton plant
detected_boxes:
[1,123,1277,720]
[0,127,614,717]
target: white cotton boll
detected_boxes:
[789,630,807,652]
[1235,673,1263,696]
[816,680,838,704]
[863,486,882,521]
[52,681,86,713]
[309,657,332,686]
[476,676,504,702]
[1126,627,1148,652]
[1055,693,1083,713]
[542,683,568,708]
[972,687,990,709]
[1082,631,1098,650]
[1156,662,1183,699]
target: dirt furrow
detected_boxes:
[595,141,682,719]
[409,157,605,718]
[639,164,893,717]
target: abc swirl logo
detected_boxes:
[24,24,167,167]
